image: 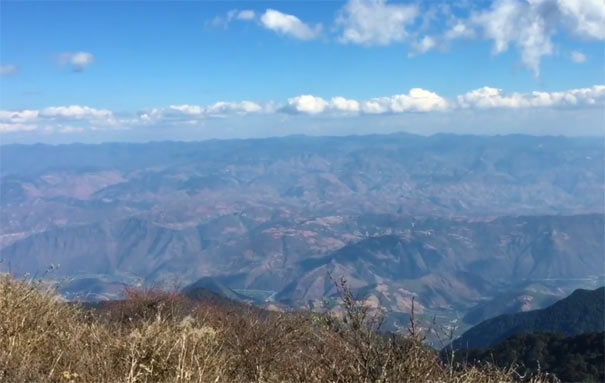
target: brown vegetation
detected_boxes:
[0,275,557,383]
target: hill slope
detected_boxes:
[452,287,605,349]
[462,332,605,383]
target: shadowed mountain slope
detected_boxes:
[452,287,605,349]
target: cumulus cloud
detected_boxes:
[284,95,329,114]
[470,0,555,76]
[330,97,361,113]
[336,0,418,45]
[457,85,605,109]
[570,50,586,63]
[58,52,94,72]
[557,0,605,40]
[285,86,602,116]
[464,0,605,76]
[0,105,116,133]
[204,0,601,76]
[0,109,39,133]
[285,89,448,115]
[0,64,19,76]
[211,8,322,40]
[169,105,205,115]
[138,108,164,124]
[40,105,113,120]
[2,85,603,134]
[362,89,449,113]
[207,101,263,115]
[260,9,322,40]
[0,110,39,124]
[170,101,263,116]
[139,101,265,125]
[330,0,604,75]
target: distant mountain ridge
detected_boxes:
[452,287,605,349]
[2,134,603,226]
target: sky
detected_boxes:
[0,0,604,143]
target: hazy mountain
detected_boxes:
[1,134,603,236]
[462,285,564,325]
[452,287,605,349]
[1,134,603,327]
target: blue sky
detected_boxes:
[0,0,604,143]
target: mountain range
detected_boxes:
[1,133,603,329]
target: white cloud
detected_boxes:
[570,50,587,63]
[0,123,37,133]
[0,110,39,133]
[360,99,389,114]
[336,0,418,45]
[330,97,361,113]
[204,0,603,77]
[169,105,205,115]
[235,10,256,21]
[470,0,554,76]
[285,95,329,114]
[286,89,448,115]
[211,9,256,27]
[139,108,164,124]
[284,86,604,116]
[139,101,264,125]
[464,0,605,76]
[458,87,528,108]
[0,106,114,133]
[410,35,437,55]
[363,88,449,113]
[260,9,322,40]
[457,85,605,109]
[557,0,605,40]
[1,85,603,134]
[58,52,94,72]
[40,105,113,120]
[444,22,475,40]
[168,101,263,116]
[206,101,263,115]
[0,110,39,124]
[284,96,361,114]
[0,64,19,76]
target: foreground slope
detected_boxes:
[1,275,555,383]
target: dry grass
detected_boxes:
[0,275,558,383]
